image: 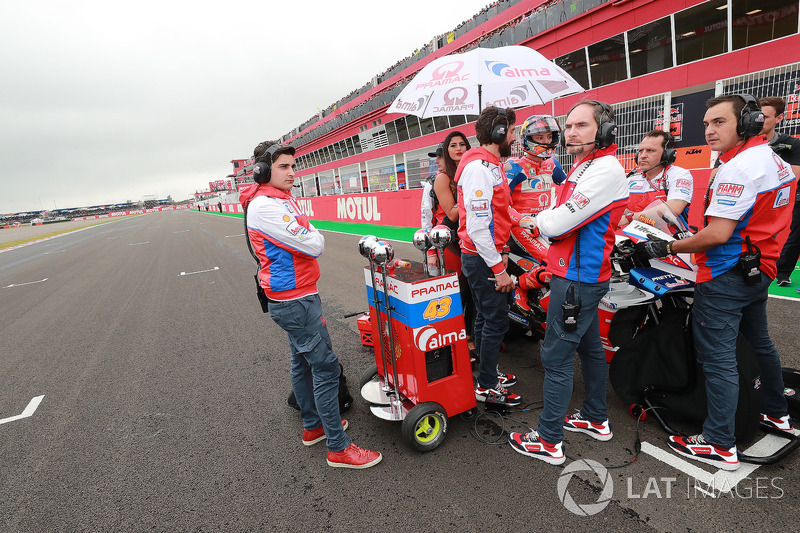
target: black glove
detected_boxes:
[634,238,670,262]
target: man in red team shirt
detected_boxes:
[637,94,797,471]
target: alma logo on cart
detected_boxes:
[413,325,467,351]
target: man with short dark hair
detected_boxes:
[636,94,797,471]
[240,141,382,469]
[456,106,521,408]
[507,100,629,465]
[760,96,800,286]
[620,130,693,226]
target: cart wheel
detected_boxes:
[629,404,647,421]
[401,402,448,452]
[358,364,380,390]
[459,408,477,422]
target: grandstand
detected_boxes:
[222,0,798,210]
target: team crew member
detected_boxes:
[456,106,521,408]
[620,130,693,225]
[420,146,444,232]
[431,131,477,352]
[503,115,566,311]
[507,101,629,465]
[636,94,797,471]
[760,96,800,287]
[241,141,382,469]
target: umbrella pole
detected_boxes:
[478,84,482,112]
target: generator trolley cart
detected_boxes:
[357,232,477,452]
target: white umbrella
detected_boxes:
[387,45,584,118]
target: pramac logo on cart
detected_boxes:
[410,278,459,299]
[413,325,467,351]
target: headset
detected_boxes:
[490,107,510,144]
[252,143,284,184]
[735,93,765,139]
[634,131,677,169]
[561,100,618,149]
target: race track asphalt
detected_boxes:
[1,210,799,532]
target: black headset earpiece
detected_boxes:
[252,144,283,184]
[735,93,765,138]
[591,100,618,148]
[661,146,677,167]
[490,108,509,144]
[634,132,677,169]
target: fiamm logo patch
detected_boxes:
[570,192,590,209]
[716,183,744,197]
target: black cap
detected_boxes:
[428,147,443,158]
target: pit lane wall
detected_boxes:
[215,176,790,244]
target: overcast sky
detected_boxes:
[0,0,495,214]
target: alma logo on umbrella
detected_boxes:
[392,94,431,113]
[485,60,553,78]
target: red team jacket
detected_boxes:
[536,145,629,283]
[239,183,323,301]
[456,147,512,276]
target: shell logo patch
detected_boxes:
[476,190,483,197]
[282,215,291,222]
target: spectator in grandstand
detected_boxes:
[760,96,800,287]
[433,131,477,355]
[619,130,693,226]
[456,108,521,408]
[241,141,382,470]
[507,101,628,465]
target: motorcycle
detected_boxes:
[507,200,696,361]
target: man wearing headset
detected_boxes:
[507,101,629,465]
[503,115,566,312]
[636,94,797,470]
[456,106,522,408]
[760,96,800,287]
[240,141,382,469]
[619,130,693,226]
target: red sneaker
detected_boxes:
[326,444,382,469]
[302,420,348,446]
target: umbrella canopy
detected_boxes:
[387,46,584,118]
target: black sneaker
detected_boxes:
[475,383,522,407]
[776,277,791,287]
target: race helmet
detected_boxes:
[520,115,561,159]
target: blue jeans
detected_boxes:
[268,294,351,452]
[693,269,788,447]
[461,253,509,389]
[537,275,610,445]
